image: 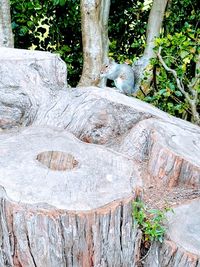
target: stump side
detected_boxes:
[0,194,141,267]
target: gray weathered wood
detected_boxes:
[0,47,200,266]
[144,199,200,266]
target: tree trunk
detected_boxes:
[0,47,200,266]
[0,0,14,47]
[133,0,168,93]
[78,0,110,87]
[143,0,168,60]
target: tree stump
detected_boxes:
[0,47,200,266]
[145,199,200,266]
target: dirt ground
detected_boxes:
[143,181,200,210]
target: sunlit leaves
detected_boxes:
[146,18,199,121]
[10,0,82,86]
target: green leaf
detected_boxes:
[169,83,175,91]
[175,91,182,97]
[52,0,59,5]
[59,0,66,6]
[19,26,29,36]
[159,89,166,95]
[164,91,171,97]
[167,102,174,109]
[27,21,34,28]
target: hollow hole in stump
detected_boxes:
[36,151,78,171]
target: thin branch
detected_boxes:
[188,74,200,90]
[157,47,187,97]
[188,53,200,99]
[157,47,200,125]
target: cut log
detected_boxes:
[0,47,67,129]
[0,47,200,266]
[0,126,142,266]
[0,126,141,210]
[144,199,200,266]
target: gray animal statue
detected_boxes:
[100,59,136,95]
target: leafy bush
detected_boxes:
[11,0,82,87]
[109,0,151,63]
[10,0,199,123]
[132,199,172,243]
[141,22,199,121]
[137,0,200,123]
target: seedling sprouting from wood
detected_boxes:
[132,199,173,244]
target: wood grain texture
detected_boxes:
[145,200,200,266]
[0,47,200,266]
[0,195,141,267]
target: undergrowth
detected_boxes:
[132,198,173,263]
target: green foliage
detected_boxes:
[10,0,82,86]
[10,0,151,85]
[109,0,151,63]
[139,0,200,121]
[10,0,199,123]
[132,199,172,243]
[163,0,199,34]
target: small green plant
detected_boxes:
[132,199,172,244]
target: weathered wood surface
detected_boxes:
[0,126,139,210]
[0,47,200,266]
[145,199,200,266]
[0,47,67,129]
[0,191,140,267]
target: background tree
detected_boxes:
[10,0,200,124]
[0,0,14,47]
[132,0,169,92]
[79,0,168,89]
[142,0,200,123]
[78,0,111,87]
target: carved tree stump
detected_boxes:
[0,47,200,266]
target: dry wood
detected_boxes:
[145,199,200,266]
[0,47,200,266]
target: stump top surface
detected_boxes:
[0,126,138,210]
[167,199,200,256]
[0,47,54,60]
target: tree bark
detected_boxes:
[0,0,14,47]
[145,199,200,266]
[78,0,110,87]
[0,47,200,266]
[133,0,168,93]
[143,0,168,60]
